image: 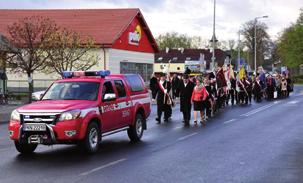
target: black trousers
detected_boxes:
[229,89,235,105]
[151,89,157,99]
[247,91,252,104]
[267,88,274,100]
[205,100,212,117]
[172,88,179,99]
[181,104,192,122]
[238,91,246,103]
[157,103,171,121]
[255,90,262,102]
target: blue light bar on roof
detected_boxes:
[62,70,111,78]
[98,70,111,77]
[62,71,73,78]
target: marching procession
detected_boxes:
[150,64,293,126]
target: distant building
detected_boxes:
[154,48,228,74]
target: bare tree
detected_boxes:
[241,20,271,68]
[45,28,99,76]
[5,16,58,102]
[228,40,236,51]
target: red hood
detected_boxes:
[17,100,97,112]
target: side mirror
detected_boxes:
[39,93,44,100]
[103,93,116,101]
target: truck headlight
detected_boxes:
[59,110,81,121]
[10,110,20,121]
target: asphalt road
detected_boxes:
[0,86,303,183]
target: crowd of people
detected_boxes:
[150,65,293,126]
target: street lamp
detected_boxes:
[254,15,268,74]
[237,30,241,71]
[211,0,216,71]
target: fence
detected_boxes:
[7,79,55,93]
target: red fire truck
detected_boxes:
[8,70,151,154]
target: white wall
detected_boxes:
[108,49,154,74]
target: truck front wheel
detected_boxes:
[14,141,37,154]
[128,113,144,142]
[81,122,101,154]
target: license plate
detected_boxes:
[23,123,47,131]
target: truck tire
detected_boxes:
[128,113,144,142]
[14,141,37,154]
[81,122,101,154]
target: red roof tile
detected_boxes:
[0,9,156,49]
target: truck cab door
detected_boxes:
[100,80,119,132]
[113,79,132,127]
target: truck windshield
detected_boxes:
[42,82,100,101]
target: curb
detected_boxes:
[0,114,10,124]
[0,105,19,124]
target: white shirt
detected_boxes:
[160,80,165,86]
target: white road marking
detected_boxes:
[79,158,127,176]
[0,137,7,140]
[177,132,198,141]
[240,102,280,117]
[223,119,236,124]
[287,100,299,104]
[0,147,11,152]
[173,126,183,130]
[243,104,275,116]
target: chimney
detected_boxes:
[200,53,205,61]
[166,47,169,53]
[180,47,184,54]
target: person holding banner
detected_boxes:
[154,73,172,124]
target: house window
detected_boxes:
[120,62,153,82]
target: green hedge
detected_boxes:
[7,92,29,101]
[293,75,303,84]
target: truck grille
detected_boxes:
[20,113,60,124]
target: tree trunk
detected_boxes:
[27,72,33,103]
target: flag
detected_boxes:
[239,66,246,80]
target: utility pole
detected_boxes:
[211,0,216,71]
[237,30,241,71]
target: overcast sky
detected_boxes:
[0,0,301,42]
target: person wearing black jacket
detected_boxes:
[154,73,172,124]
[253,76,262,102]
[229,77,237,105]
[149,73,158,100]
[172,74,180,99]
[179,74,195,126]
